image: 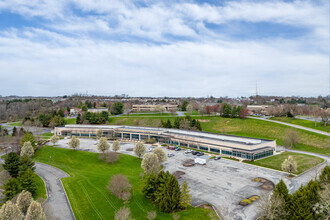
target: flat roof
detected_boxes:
[62,125,274,146]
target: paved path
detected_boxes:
[35,162,75,220]
[0,152,74,220]
[249,117,330,136]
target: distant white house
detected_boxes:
[88,108,108,113]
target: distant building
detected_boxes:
[54,125,276,161]
[247,105,269,115]
[88,108,108,113]
[132,104,177,112]
[70,108,82,116]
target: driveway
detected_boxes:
[35,162,74,220]
[249,117,329,136]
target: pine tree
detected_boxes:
[180,181,192,209]
[222,103,232,117]
[18,155,35,177]
[12,126,17,136]
[194,120,202,131]
[4,178,21,201]
[76,113,81,124]
[319,165,329,186]
[174,118,181,129]
[165,119,172,128]
[154,171,171,205]
[142,173,157,201]
[287,186,313,219]
[190,119,196,128]
[273,179,289,201]
[3,152,20,177]
[158,175,181,213]
[19,168,37,196]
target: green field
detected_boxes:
[108,116,330,155]
[64,118,76,124]
[269,117,330,133]
[121,113,172,116]
[33,146,217,220]
[184,111,200,116]
[244,152,324,174]
[41,132,53,140]
[7,122,22,126]
[35,174,47,200]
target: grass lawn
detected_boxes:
[33,146,217,220]
[41,132,53,140]
[269,117,330,133]
[184,111,200,116]
[244,152,324,174]
[121,113,172,116]
[108,116,330,155]
[65,118,76,124]
[7,122,22,126]
[34,174,47,201]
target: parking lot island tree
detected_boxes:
[153,147,167,163]
[97,137,110,157]
[68,136,80,150]
[96,129,103,139]
[141,153,160,174]
[112,140,120,152]
[282,156,297,176]
[134,141,146,159]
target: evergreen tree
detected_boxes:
[180,181,192,209]
[158,175,181,213]
[4,178,21,201]
[287,186,314,219]
[76,113,81,124]
[304,180,320,209]
[154,171,171,204]
[174,118,181,129]
[190,119,196,128]
[181,101,188,111]
[194,121,202,131]
[319,165,329,186]
[18,155,35,176]
[3,152,20,177]
[12,126,17,136]
[165,119,172,128]
[142,173,157,201]
[19,168,37,196]
[222,103,232,117]
[273,179,289,201]
[21,132,37,148]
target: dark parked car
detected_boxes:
[214,156,221,160]
[192,151,198,155]
[175,147,181,151]
[196,152,204,156]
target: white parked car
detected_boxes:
[168,153,175,157]
[185,149,192,154]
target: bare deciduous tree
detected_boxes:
[115,206,131,220]
[141,153,160,174]
[106,151,119,164]
[107,174,132,200]
[134,142,146,159]
[283,129,299,148]
[50,135,59,145]
[257,193,288,220]
[320,109,329,127]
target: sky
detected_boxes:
[0,0,328,97]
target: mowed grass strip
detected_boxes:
[33,146,217,220]
[109,116,330,155]
[7,122,22,126]
[244,152,324,174]
[34,174,47,200]
[269,117,330,133]
[64,118,76,124]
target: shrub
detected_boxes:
[107,174,132,200]
[240,199,251,205]
[249,196,260,201]
[105,152,119,164]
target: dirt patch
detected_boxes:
[253,177,274,190]
[173,171,185,179]
[183,159,195,167]
[197,204,214,210]
[199,120,210,122]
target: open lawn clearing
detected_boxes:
[244,152,324,174]
[184,111,200,116]
[41,132,53,140]
[7,121,22,126]
[270,117,330,133]
[121,113,172,116]
[34,146,217,220]
[65,118,76,124]
[109,116,330,155]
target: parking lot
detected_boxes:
[51,138,290,220]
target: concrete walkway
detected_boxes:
[35,162,75,220]
[249,117,330,136]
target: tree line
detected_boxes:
[160,116,202,131]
